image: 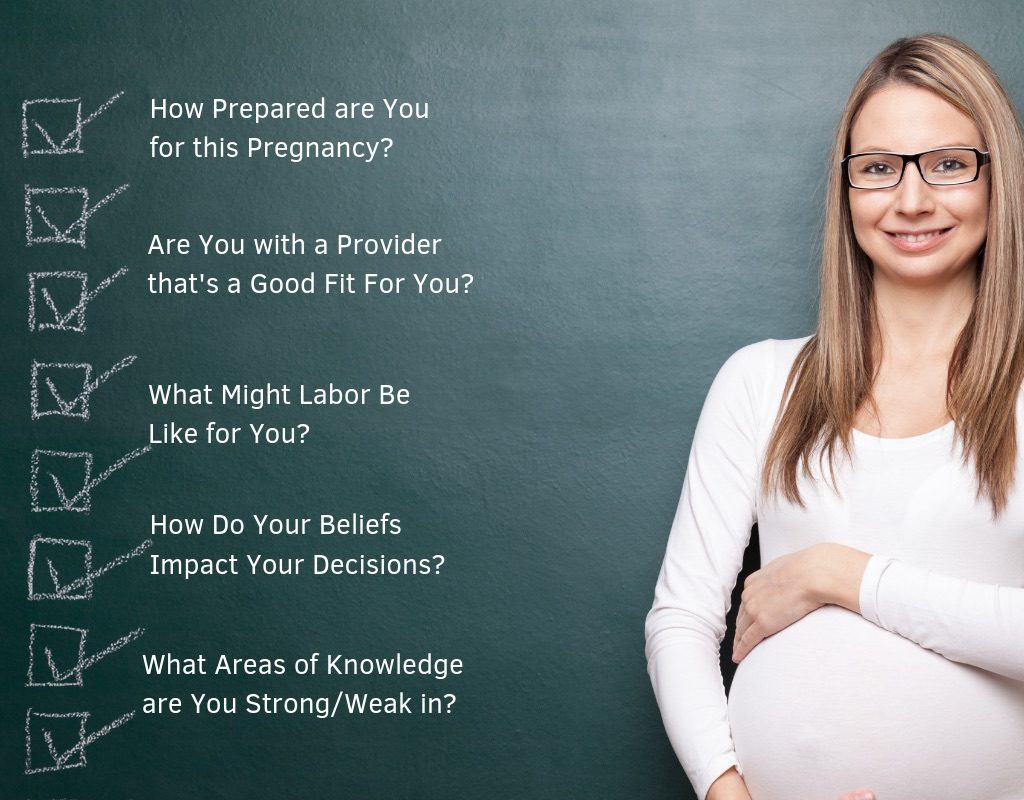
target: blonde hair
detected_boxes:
[761,33,1024,518]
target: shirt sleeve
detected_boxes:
[644,341,771,800]
[859,555,1024,681]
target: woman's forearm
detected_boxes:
[809,543,871,612]
[706,767,753,800]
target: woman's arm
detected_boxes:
[853,549,1024,680]
[645,342,771,800]
[706,767,753,800]
[733,543,1024,681]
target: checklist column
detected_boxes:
[21,90,147,783]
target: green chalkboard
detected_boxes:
[2,2,1022,798]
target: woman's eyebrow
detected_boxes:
[852,143,980,152]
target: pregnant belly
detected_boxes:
[727,607,1024,800]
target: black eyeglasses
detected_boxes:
[841,147,990,189]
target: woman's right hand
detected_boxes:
[706,768,875,800]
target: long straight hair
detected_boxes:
[760,34,1024,519]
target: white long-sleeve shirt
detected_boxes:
[645,337,1024,800]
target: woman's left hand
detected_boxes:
[732,543,873,663]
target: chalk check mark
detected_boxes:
[36,266,129,330]
[28,91,122,153]
[42,445,151,512]
[39,356,137,416]
[32,183,129,243]
[45,539,153,599]
[23,92,123,156]
[43,627,145,683]
[39,710,136,770]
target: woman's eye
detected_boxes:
[934,158,968,172]
[862,161,895,175]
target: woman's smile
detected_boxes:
[883,225,954,251]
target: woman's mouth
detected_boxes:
[884,227,953,252]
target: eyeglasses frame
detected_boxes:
[841,146,991,189]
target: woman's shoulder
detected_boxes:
[703,335,813,432]
[716,334,813,385]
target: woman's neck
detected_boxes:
[871,266,978,365]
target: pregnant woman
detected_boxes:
[645,34,1024,800]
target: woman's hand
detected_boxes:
[732,547,824,662]
[732,543,872,663]
[706,766,875,800]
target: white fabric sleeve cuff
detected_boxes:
[696,753,741,800]
[858,554,895,626]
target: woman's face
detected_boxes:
[847,84,989,287]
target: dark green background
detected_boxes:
[2,3,1021,798]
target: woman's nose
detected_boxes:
[893,161,936,215]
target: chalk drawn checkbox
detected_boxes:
[25,707,136,775]
[31,357,137,421]
[22,99,83,155]
[31,445,150,513]
[25,183,129,247]
[31,363,92,419]
[28,536,93,600]
[28,536,152,602]
[22,92,123,158]
[26,187,88,246]
[28,268,129,333]
[31,450,92,513]
[25,710,88,773]
[27,624,146,688]
[27,624,87,687]
[29,271,87,332]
